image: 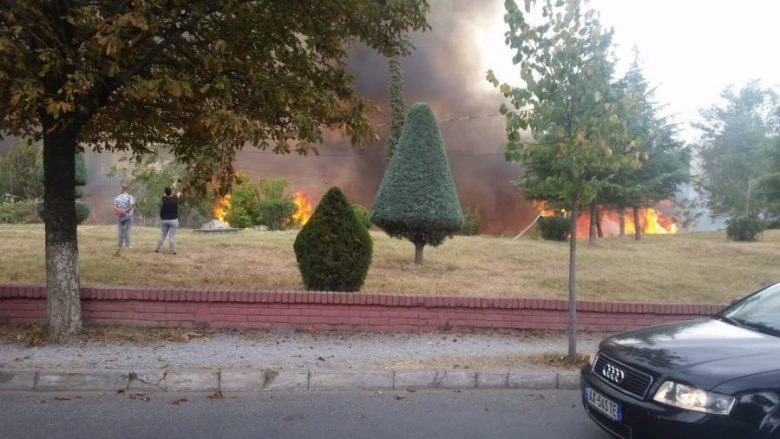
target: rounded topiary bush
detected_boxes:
[538,215,570,241]
[726,217,765,241]
[294,187,373,292]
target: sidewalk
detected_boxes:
[0,328,604,392]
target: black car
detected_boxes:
[581,282,780,439]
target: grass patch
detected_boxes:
[2,225,780,303]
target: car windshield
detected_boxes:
[720,283,780,337]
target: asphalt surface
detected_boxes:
[0,389,613,439]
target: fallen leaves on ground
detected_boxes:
[129,392,150,401]
[208,390,224,400]
[395,393,406,400]
[171,397,188,405]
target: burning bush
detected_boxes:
[294,187,372,292]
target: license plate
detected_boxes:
[585,386,622,422]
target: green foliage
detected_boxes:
[225,177,295,230]
[294,187,373,292]
[489,0,637,215]
[726,217,766,242]
[0,200,41,224]
[537,216,570,241]
[370,102,465,262]
[224,205,253,229]
[695,83,779,219]
[600,59,690,218]
[0,140,43,201]
[351,203,372,230]
[458,205,482,236]
[258,198,296,231]
[386,56,406,161]
[0,2,430,193]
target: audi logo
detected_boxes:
[601,363,625,384]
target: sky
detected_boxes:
[476,0,780,143]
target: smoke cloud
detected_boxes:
[233,0,536,234]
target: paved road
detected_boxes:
[0,389,611,439]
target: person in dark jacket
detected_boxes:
[154,187,179,254]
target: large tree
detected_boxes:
[370,102,464,265]
[489,0,637,362]
[600,58,690,240]
[0,1,429,340]
[695,82,779,220]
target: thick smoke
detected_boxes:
[233,0,536,234]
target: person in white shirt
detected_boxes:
[113,183,135,256]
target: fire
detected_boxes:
[574,207,678,237]
[214,194,231,225]
[533,200,558,217]
[292,191,313,226]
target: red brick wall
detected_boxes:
[0,285,724,332]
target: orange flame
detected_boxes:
[533,200,558,218]
[575,207,678,237]
[292,191,313,226]
[214,194,231,225]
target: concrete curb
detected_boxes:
[0,368,580,392]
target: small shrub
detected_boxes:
[0,200,41,224]
[726,217,765,241]
[258,198,296,231]
[351,203,371,230]
[538,215,569,241]
[294,187,373,292]
[225,205,253,229]
[458,205,481,235]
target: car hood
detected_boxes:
[600,317,780,389]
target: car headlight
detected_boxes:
[653,381,735,415]
[588,349,599,366]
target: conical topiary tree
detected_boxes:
[370,102,464,265]
[293,187,373,292]
[37,152,90,224]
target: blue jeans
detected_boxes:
[156,219,179,252]
[117,216,132,247]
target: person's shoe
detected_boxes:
[172,251,177,255]
[114,247,121,257]
[154,249,159,253]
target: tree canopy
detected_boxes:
[0,0,429,339]
[694,82,779,220]
[600,58,690,237]
[370,102,464,265]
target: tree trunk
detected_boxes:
[619,208,625,237]
[414,242,424,265]
[633,206,641,241]
[567,198,578,364]
[588,199,597,244]
[596,205,603,238]
[43,124,82,341]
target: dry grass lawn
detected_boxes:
[2,224,780,303]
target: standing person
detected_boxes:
[114,183,135,256]
[155,187,179,254]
